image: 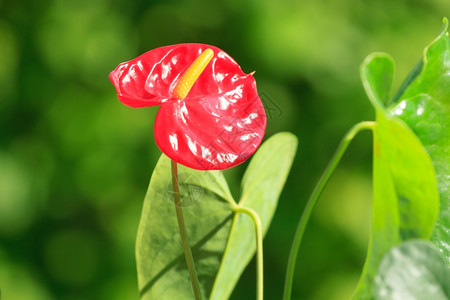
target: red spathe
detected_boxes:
[110,43,266,170]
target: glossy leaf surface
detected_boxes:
[136,132,297,299]
[110,44,266,170]
[374,240,450,300]
[354,53,440,299]
[389,19,450,261]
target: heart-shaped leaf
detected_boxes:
[136,132,297,299]
[353,52,440,299]
[374,240,450,300]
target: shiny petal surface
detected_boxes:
[110,43,250,107]
[154,78,266,170]
[110,43,267,170]
[109,50,169,108]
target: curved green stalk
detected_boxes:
[282,121,375,300]
[171,160,202,300]
[235,206,264,300]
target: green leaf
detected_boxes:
[136,155,235,300]
[390,59,423,105]
[389,18,450,261]
[374,240,450,300]
[136,132,298,300]
[360,52,395,108]
[354,53,440,299]
[210,132,297,299]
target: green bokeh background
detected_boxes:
[0,0,448,299]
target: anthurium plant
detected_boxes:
[109,18,449,300]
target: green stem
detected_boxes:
[282,121,375,300]
[235,206,264,300]
[171,160,202,300]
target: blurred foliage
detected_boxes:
[0,0,448,299]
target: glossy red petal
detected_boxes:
[110,43,250,107]
[109,54,167,108]
[154,75,266,170]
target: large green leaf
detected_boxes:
[389,18,450,261]
[374,240,450,300]
[353,53,440,299]
[136,155,235,300]
[136,132,297,299]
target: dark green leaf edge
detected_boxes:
[390,59,423,105]
[391,17,449,105]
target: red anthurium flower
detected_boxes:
[109,43,266,170]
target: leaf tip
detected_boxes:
[442,17,448,32]
[360,52,395,109]
[276,131,299,153]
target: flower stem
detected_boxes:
[171,160,202,300]
[282,121,375,300]
[235,206,264,300]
